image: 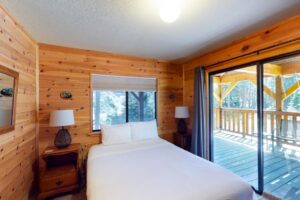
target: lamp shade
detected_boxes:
[49,110,75,127]
[175,106,189,119]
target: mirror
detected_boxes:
[0,65,18,134]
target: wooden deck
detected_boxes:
[214,132,300,200]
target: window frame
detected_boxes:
[92,91,157,133]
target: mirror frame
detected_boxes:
[0,65,19,135]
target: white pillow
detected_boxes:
[101,123,131,145]
[130,120,159,141]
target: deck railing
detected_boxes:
[214,108,300,143]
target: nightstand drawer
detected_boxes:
[40,165,77,192]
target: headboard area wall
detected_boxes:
[38,44,183,170]
[0,5,38,200]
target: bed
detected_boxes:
[87,138,253,200]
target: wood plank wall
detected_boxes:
[183,14,300,130]
[39,44,183,170]
[0,5,38,200]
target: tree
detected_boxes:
[130,92,146,121]
[128,92,155,122]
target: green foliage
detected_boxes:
[93,91,126,130]
[92,91,156,130]
[284,90,300,111]
[128,92,155,122]
[283,74,300,111]
[222,80,258,109]
[221,80,275,110]
[219,74,299,112]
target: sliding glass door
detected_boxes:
[210,65,260,191]
[209,52,300,199]
[263,56,300,199]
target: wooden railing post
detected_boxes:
[242,111,246,137]
[283,114,288,137]
[270,113,275,136]
[263,113,267,132]
[293,115,297,144]
[251,111,255,135]
[232,111,236,132]
[246,112,249,135]
[225,110,227,131]
[215,108,299,146]
[230,111,233,132]
[219,107,223,130]
[237,111,241,133]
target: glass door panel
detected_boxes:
[263,55,300,199]
[211,65,259,190]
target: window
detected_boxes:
[222,80,257,109]
[92,74,157,132]
[128,91,156,122]
[93,91,156,131]
[221,80,276,110]
[93,91,126,131]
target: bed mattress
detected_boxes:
[87,138,253,200]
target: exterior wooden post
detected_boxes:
[218,82,222,131]
[275,76,283,145]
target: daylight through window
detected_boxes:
[92,75,157,131]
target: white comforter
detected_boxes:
[87,138,253,200]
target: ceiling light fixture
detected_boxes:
[159,0,181,23]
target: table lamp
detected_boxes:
[49,110,75,148]
[175,106,189,134]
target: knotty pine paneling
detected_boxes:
[183,14,300,130]
[39,44,183,170]
[0,5,38,200]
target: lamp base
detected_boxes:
[177,119,187,134]
[54,127,72,149]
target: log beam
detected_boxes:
[282,80,300,100]
[214,92,221,103]
[234,64,282,76]
[217,64,283,84]
[221,81,238,102]
[281,61,300,75]
[220,73,256,84]
[250,80,276,99]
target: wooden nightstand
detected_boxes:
[174,132,192,151]
[38,143,81,200]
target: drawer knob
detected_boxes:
[56,180,63,186]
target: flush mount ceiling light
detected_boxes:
[159,0,182,23]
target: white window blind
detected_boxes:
[92,74,157,91]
